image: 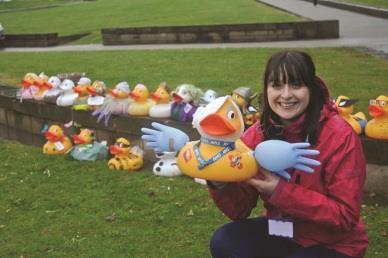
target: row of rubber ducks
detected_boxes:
[334,95,388,140]
[18,72,387,140]
[42,125,144,171]
[18,72,260,128]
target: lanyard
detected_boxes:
[194,138,235,170]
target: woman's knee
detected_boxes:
[210,224,232,257]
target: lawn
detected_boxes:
[0,47,387,112]
[0,136,387,257]
[0,0,300,44]
[338,0,388,9]
[0,47,387,257]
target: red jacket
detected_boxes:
[209,95,368,257]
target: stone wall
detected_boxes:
[0,33,90,47]
[102,20,339,45]
[0,85,387,166]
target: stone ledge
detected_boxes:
[101,20,339,45]
[0,33,90,48]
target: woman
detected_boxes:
[208,50,368,258]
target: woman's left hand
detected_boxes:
[245,168,280,196]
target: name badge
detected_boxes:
[54,141,65,151]
[268,219,293,238]
[183,103,193,114]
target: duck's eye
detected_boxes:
[379,100,386,107]
[227,111,235,119]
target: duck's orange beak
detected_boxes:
[72,134,86,144]
[87,86,97,96]
[151,93,161,101]
[200,113,236,136]
[368,105,384,117]
[109,89,119,97]
[109,145,123,155]
[20,80,32,88]
[172,93,182,103]
[129,92,140,100]
[45,131,61,142]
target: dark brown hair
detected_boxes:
[260,50,325,145]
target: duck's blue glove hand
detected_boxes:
[254,140,320,180]
[141,122,190,153]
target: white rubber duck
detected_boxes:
[199,89,218,106]
[43,76,62,103]
[56,79,78,106]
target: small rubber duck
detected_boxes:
[33,72,51,101]
[128,83,153,116]
[107,138,144,171]
[73,77,93,110]
[176,95,259,182]
[335,95,367,135]
[149,82,171,118]
[43,124,73,154]
[56,79,79,106]
[153,152,182,177]
[365,95,388,140]
[231,87,259,129]
[70,128,108,161]
[92,81,131,126]
[86,80,106,110]
[18,72,39,101]
[43,76,62,103]
[170,84,203,122]
[199,89,218,106]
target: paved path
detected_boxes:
[2,0,388,54]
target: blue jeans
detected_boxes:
[210,217,352,258]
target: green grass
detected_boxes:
[0,0,300,44]
[338,0,388,9]
[0,137,387,257]
[0,47,387,113]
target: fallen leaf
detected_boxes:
[148,192,156,197]
[368,192,376,198]
[187,209,194,216]
[105,213,116,222]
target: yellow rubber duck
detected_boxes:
[231,87,259,129]
[72,128,94,145]
[335,95,367,135]
[43,125,73,155]
[86,80,106,110]
[365,95,388,140]
[108,138,143,171]
[33,72,51,101]
[19,72,39,100]
[176,95,259,182]
[73,77,92,107]
[128,83,153,116]
[149,82,171,118]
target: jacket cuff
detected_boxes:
[267,179,286,205]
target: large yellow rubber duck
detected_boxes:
[128,84,153,116]
[176,95,259,182]
[108,138,143,171]
[365,95,388,140]
[43,125,73,154]
[149,82,171,118]
[335,95,367,135]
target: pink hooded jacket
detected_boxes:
[209,83,368,257]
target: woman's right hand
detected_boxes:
[245,168,280,196]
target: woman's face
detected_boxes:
[267,80,310,124]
